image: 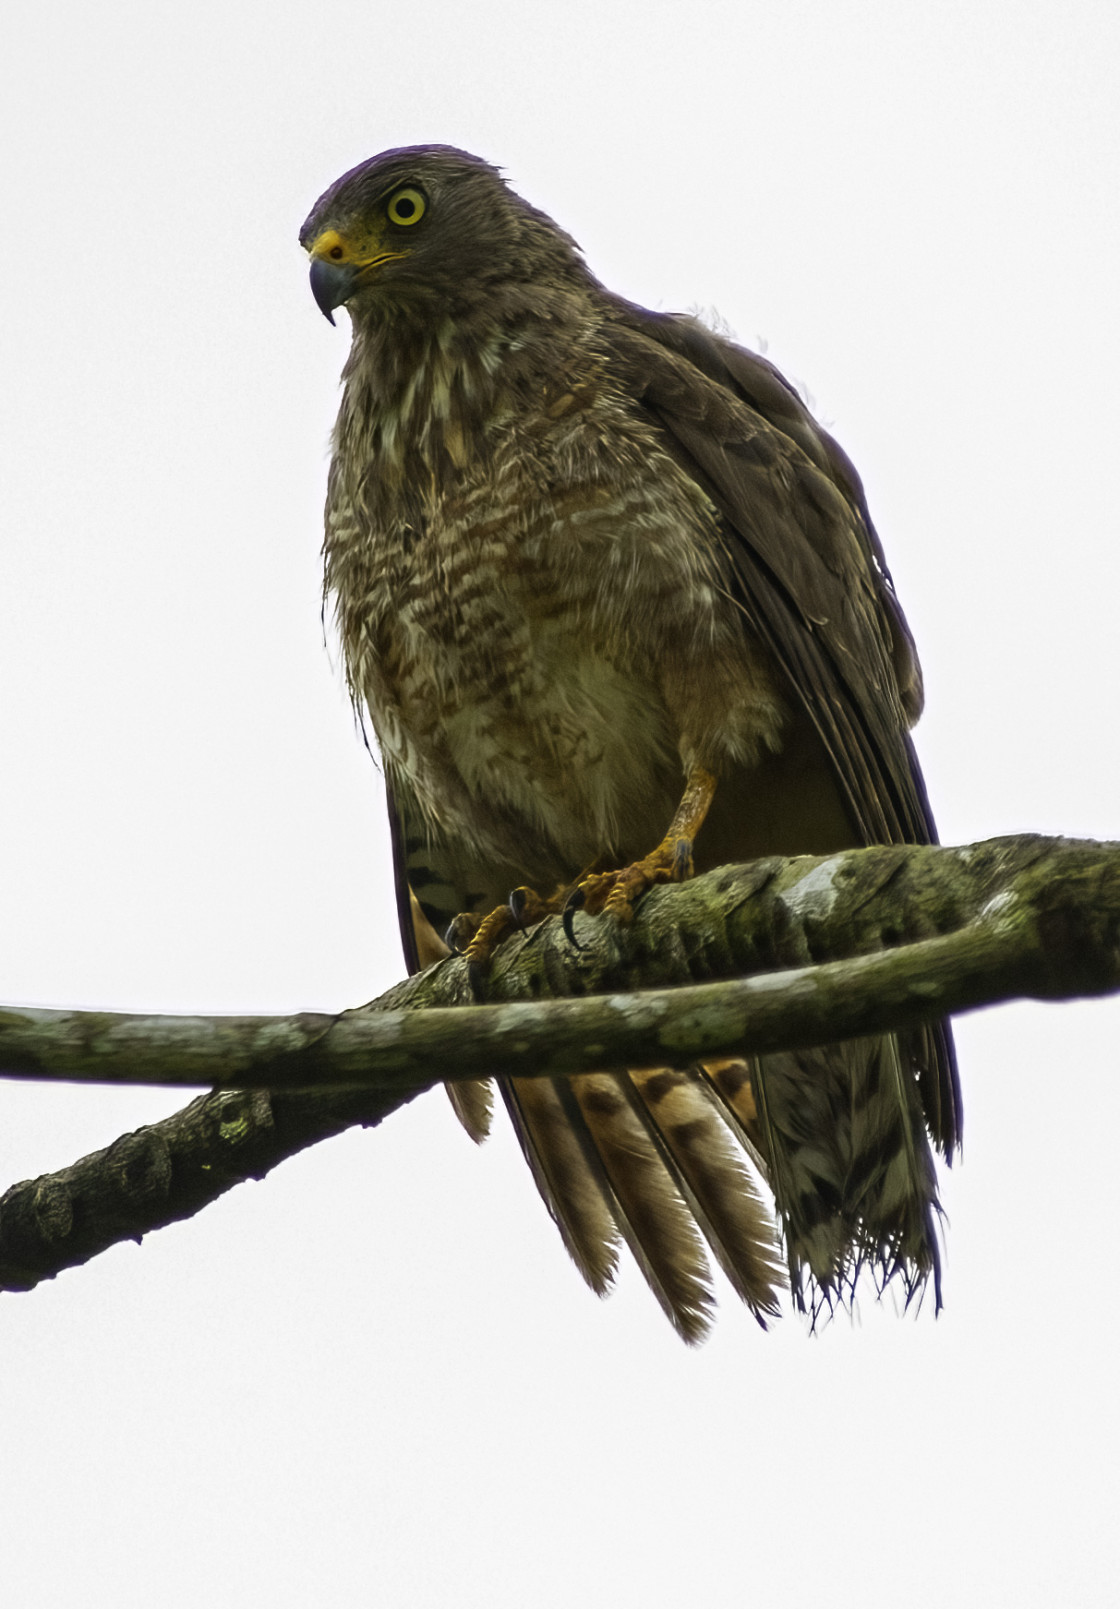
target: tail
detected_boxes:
[500,1066,784,1342]
[447,1029,948,1337]
[718,1035,945,1319]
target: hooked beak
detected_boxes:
[308,256,359,325]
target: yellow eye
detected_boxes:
[386,187,426,227]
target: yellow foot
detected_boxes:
[563,766,718,938]
[449,886,564,995]
[449,766,719,970]
[567,844,684,928]
[462,905,518,993]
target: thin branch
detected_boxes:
[1,834,1117,1291]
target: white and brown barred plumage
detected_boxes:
[301,145,962,1339]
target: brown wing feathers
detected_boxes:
[599,311,961,1309]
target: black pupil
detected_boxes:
[395,196,416,219]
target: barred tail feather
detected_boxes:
[447,1078,494,1144]
[749,1034,944,1315]
[569,1072,715,1343]
[501,1075,620,1295]
[627,1067,784,1325]
[507,1065,787,1339]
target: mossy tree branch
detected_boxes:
[1,833,1117,1292]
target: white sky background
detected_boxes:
[1,2,1118,1603]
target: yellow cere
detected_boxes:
[307,224,409,273]
[307,227,352,262]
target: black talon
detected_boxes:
[508,886,530,927]
[445,914,477,954]
[562,887,586,948]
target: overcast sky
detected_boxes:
[2,3,1118,1605]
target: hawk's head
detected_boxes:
[300,145,589,325]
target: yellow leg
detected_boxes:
[572,765,718,924]
[451,766,719,982]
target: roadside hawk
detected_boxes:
[300,145,962,1339]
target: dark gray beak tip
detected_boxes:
[309,256,353,325]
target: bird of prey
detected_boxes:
[300,145,962,1339]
